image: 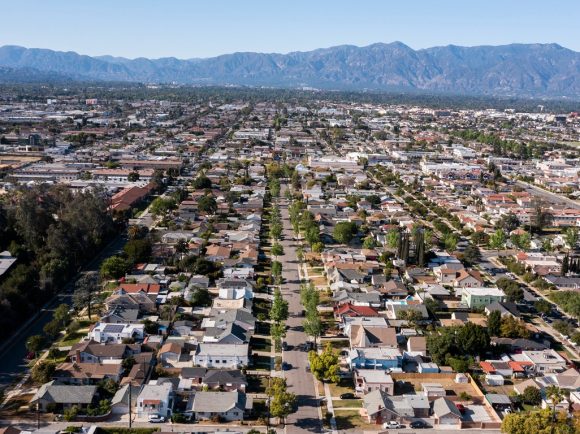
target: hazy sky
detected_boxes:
[1,0,579,58]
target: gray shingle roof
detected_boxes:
[191,391,248,412]
[32,381,97,404]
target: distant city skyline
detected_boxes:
[1,0,579,59]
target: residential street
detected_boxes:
[278,190,323,434]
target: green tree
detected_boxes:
[446,356,471,373]
[489,229,506,250]
[511,232,531,251]
[269,178,281,197]
[73,271,99,318]
[272,261,282,281]
[386,229,400,249]
[308,343,340,383]
[500,316,530,339]
[198,195,217,214]
[53,303,71,327]
[312,242,324,253]
[270,222,283,241]
[362,235,376,249]
[563,227,579,249]
[303,313,323,345]
[124,238,152,264]
[270,288,289,323]
[269,378,297,424]
[43,319,62,339]
[100,255,129,279]
[192,175,212,189]
[333,221,357,244]
[122,355,136,371]
[471,231,489,246]
[530,200,554,233]
[26,334,45,357]
[271,322,287,341]
[443,233,458,252]
[271,243,284,258]
[487,310,502,337]
[496,278,524,302]
[31,360,56,384]
[149,197,177,216]
[542,238,554,253]
[497,213,520,233]
[534,299,552,315]
[521,386,542,405]
[462,244,481,265]
[501,408,574,434]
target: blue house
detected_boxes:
[348,348,403,370]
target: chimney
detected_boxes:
[75,349,81,363]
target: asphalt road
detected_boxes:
[278,190,323,434]
[0,233,127,387]
[515,180,580,210]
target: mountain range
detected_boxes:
[0,42,579,98]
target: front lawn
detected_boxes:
[328,378,356,397]
[332,399,362,408]
[251,337,272,352]
[333,409,375,430]
[247,375,270,393]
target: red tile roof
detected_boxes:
[335,303,379,317]
[479,361,495,373]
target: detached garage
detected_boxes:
[433,397,462,428]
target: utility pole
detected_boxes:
[266,376,271,433]
[128,384,132,429]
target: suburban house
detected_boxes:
[67,340,141,363]
[31,382,97,412]
[193,343,249,368]
[137,382,173,418]
[158,342,183,365]
[202,369,248,392]
[453,269,484,288]
[406,336,427,357]
[88,322,145,344]
[348,324,398,349]
[519,350,567,374]
[432,397,462,428]
[52,362,123,385]
[203,323,249,344]
[216,278,254,300]
[362,390,429,424]
[188,391,252,421]
[354,369,395,395]
[348,347,403,370]
[461,287,505,309]
[105,291,157,314]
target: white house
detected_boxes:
[137,382,173,418]
[193,343,249,368]
[88,323,144,344]
[520,350,567,374]
[216,278,254,300]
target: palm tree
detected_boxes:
[545,385,564,433]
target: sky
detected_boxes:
[1,0,579,59]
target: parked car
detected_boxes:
[410,420,428,429]
[340,393,356,399]
[456,403,466,414]
[382,421,402,429]
[148,414,166,423]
